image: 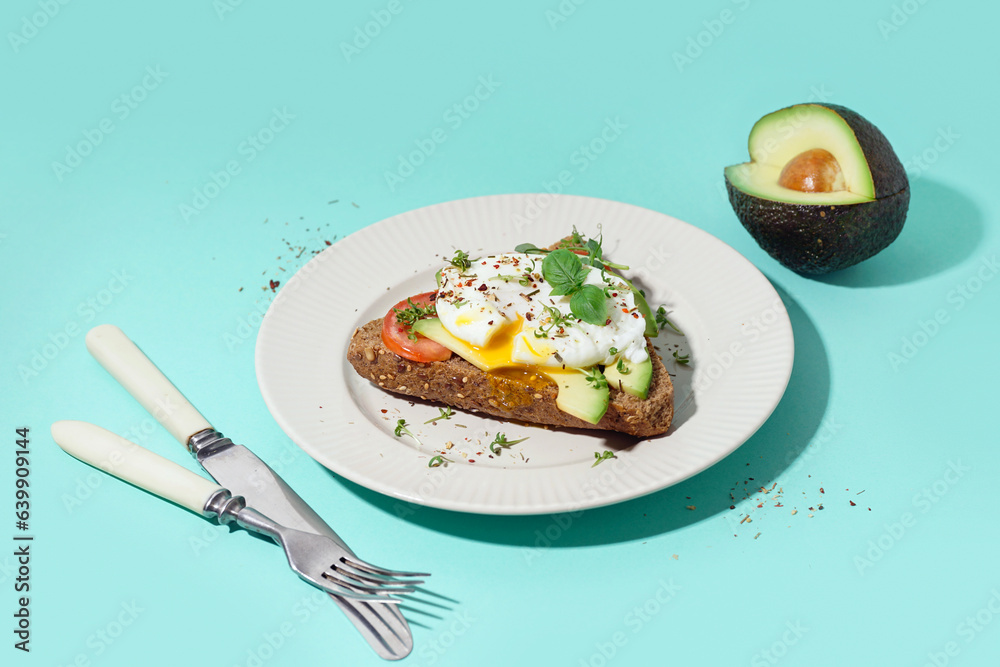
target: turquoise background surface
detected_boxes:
[3,0,997,664]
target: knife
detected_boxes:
[85,324,414,660]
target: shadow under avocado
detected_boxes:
[815,179,983,288]
[332,282,830,548]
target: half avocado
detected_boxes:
[725,103,909,275]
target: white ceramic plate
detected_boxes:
[255,194,793,515]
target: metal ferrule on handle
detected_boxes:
[201,488,247,523]
[187,428,235,459]
[200,489,281,543]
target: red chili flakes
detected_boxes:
[850,500,856,506]
[621,308,629,313]
[756,503,763,508]
[468,459,475,463]
[477,284,488,291]
[380,409,388,414]
[820,487,825,494]
[325,240,332,246]
[269,279,280,291]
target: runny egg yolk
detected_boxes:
[469,318,523,370]
[463,317,577,383]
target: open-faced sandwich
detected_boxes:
[347,230,673,437]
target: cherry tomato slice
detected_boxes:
[381,292,452,363]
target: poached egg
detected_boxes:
[435,252,648,370]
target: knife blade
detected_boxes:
[85,324,413,659]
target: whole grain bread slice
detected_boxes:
[346,320,673,437]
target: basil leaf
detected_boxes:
[570,284,607,325]
[515,243,543,254]
[543,249,585,295]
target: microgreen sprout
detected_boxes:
[488,432,529,455]
[449,249,476,272]
[655,306,684,335]
[584,366,608,389]
[583,233,628,272]
[424,407,455,424]
[593,451,617,467]
[514,242,546,255]
[393,298,437,340]
[616,359,631,375]
[428,455,453,468]
[672,350,690,365]
[609,347,619,356]
[393,419,422,446]
[533,305,574,338]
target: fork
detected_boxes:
[51,420,426,601]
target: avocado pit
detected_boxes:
[777,148,846,193]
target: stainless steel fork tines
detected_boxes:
[204,489,427,603]
[323,557,429,597]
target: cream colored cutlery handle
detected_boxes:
[86,324,212,445]
[51,421,222,514]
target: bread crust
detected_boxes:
[347,320,673,437]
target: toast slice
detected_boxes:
[346,322,673,438]
[346,236,673,437]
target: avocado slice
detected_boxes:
[553,369,609,424]
[604,357,653,400]
[725,103,909,275]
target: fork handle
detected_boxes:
[85,324,213,445]
[52,420,222,515]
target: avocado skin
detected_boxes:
[815,103,908,199]
[726,177,910,275]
